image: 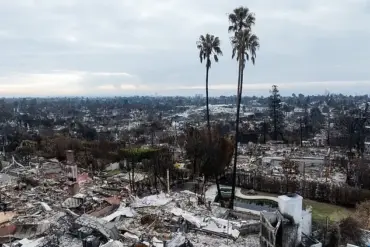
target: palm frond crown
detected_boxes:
[196,33,223,68]
[231,29,260,66]
[228,6,256,33]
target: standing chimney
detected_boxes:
[65,150,77,182]
[66,150,74,164]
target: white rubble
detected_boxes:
[100,240,124,247]
[172,207,205,228]
[131,192,172,208]
[103,205,136,222]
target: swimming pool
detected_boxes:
[234,197,278,212]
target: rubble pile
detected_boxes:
[0,155,260,247]
[234,144,349,184]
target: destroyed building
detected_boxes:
[260,194,314,247]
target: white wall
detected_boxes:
[278,195,303,224]
[302,210,312,236]
[278,194,304,246]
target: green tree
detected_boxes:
[269,85,285,140]
[303,96,312,137]
[228,6,259,209]
[310,107,325,132]
[335,106,368,156]
[258,119,270,144]
[322,105,330,114]
[196,34,223,134]
[281,103,293,115]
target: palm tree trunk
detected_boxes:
[274,103,277,140]
[230,57,244,209]
[205,60,219,200]
[206,62,211,133]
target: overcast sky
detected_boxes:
[0,0,369,97]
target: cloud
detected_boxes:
[0,72,83,96]
[0,0,369,96]
[0,71,140,96]
[90,72,134,77]
[0,69,367,97]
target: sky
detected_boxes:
[0,0,369,97]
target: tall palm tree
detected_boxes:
[228,7,259,209]
[196,34,223,134]
[228,7,256,34]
